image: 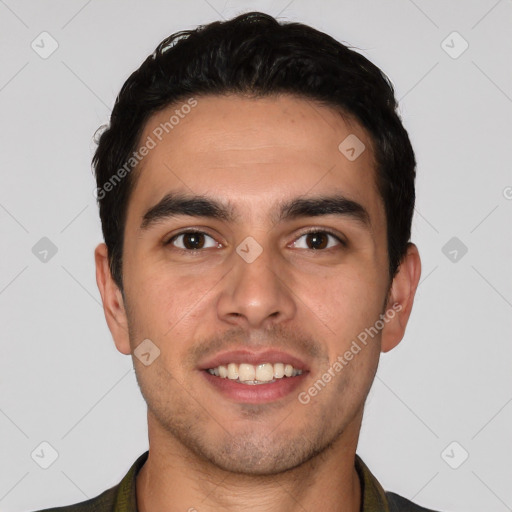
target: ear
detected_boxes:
[94,243,131,355]
[381,243,421,353]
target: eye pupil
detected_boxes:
[183,232,204,250]
[307,232,328,250]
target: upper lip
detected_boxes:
[198,349,310,372]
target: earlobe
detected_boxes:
[381,243,422,353]
[94,243,132,355]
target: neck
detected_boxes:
[136,412,363,512]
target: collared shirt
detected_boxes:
[33,451,440,512]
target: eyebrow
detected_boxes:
[140,192,371,231]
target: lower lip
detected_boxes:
[201,370,308,404]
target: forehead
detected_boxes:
[127,94,384,227]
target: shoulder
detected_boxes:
[29,485,118,512]
[386,491,444,512]
[30,450,148,512]
[355,453,446,512]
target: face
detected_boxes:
[96,93,419,476]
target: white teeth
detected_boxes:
[227,363,238,380]
[238,363,256,382]
[273,363,285,378]
[255,363,274,382]
[207,362,303,383]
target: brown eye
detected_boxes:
[292,231,344,250]
[305,232,329,249]
[167,231,218,250]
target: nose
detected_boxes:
[216,240,297,330]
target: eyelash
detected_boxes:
[164,227,347,253]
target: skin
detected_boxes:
[95,93,421,512]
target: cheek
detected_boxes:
[307,269,386,368]
[127,261,221,336]
[316,267,384,321]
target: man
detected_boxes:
[35,11,439,512]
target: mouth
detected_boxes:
[198,349,310,403]
[206,362,303,385]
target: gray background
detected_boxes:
[1,1,511,511]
